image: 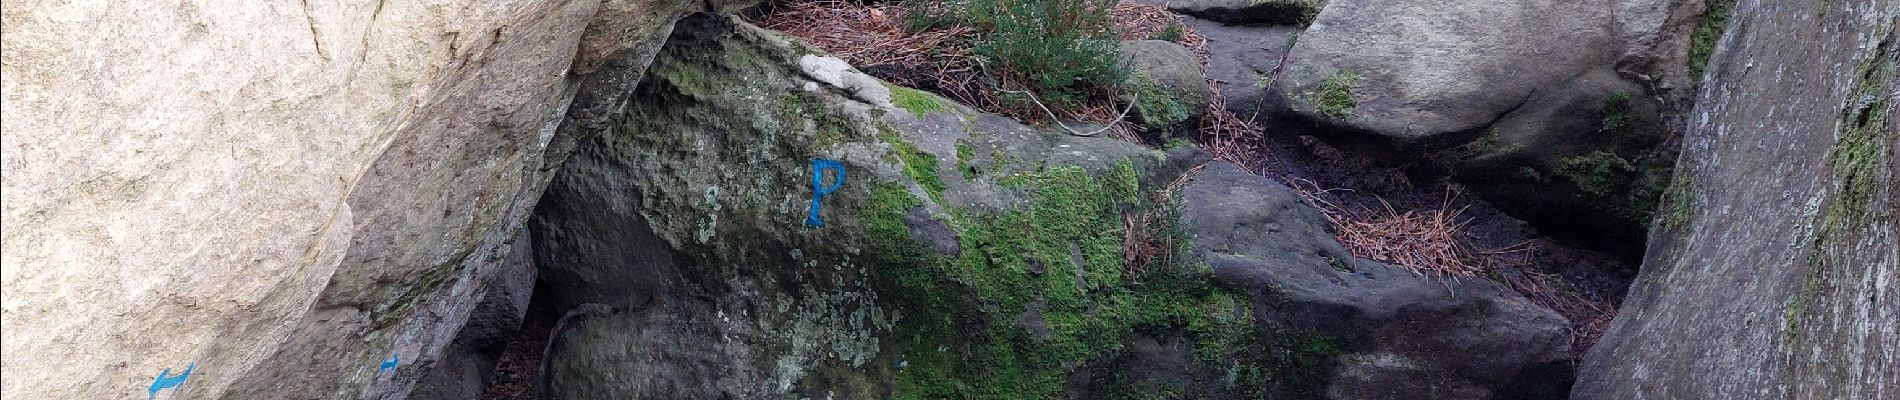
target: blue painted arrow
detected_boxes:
[147,362,194,400]
[378,353,399,374]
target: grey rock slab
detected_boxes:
[1271,0,1618,141]
[1181,161,1574,399]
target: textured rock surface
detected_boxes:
[533,15,918,398]
[531,15,1573,399]
[1577,1,1899,398]
[1273,0,1619,140]
[1181,163,1575,399]
[1435,69,1674,254]
[1260,0,1701,253]
[0,0,699,398]
[1186,17,1302,118]
[412,231,538,400]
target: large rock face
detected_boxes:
[0,0,699,398]
[1576,1,1898,398]
[1260,0,1714,254]
[530,14,1573,399]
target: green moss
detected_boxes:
[865,160,1270,399]
[990,149,1009,175]
[1781,291,1805,341]
[1558,151,1636,197]
[1822,40,1896,232]
[784,91,860,147]
[1599,90,1632,133]
[1689,0,1737,79]
[1782,266,1830,341]
[1130,77,1193,132]
[1657,168,1698,230]
[956,141,979,179]
[1555,150,1672,224]
[1301,334,1343,355]
[888,83,951,117]
[883,132,948,202]
[1306,69,1360,120]
[1780,35,1894,345]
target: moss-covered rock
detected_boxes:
[1118,40,1211,141]
[536,14,1264,398]
[535,14,1572,399]
[1430,69,1675,258]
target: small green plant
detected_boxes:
[1689,0,1737,79]
[1326,257,1352,273]
[1152,21,1184,42]
[1308,69,1360,120]
[1600,90,1632,133]
[907,0,1125,107]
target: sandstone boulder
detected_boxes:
[1273,0,1619,141]
[0,0,702,398]
[1259,0,1702,255]
[1576,1,1899,398]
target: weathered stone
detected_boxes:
[0,0,702,398]
[1435,69,1674,255]
[1612,0,1704,104]
[539,13,1573,399]
[533,15,913,398]
[1256,0,1701,254]
[1272,0,1617,140]
[1119,40,1212,140]
[1576,2,1899,398]
[522,12,1582,398]
[1180,162,1575,399]
[413,230,538,400]
[1184,16,1303,118]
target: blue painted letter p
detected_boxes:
[807,159,846,227]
